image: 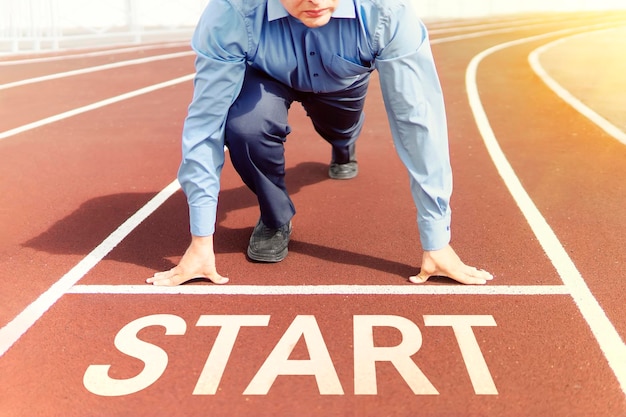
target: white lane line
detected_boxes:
[431,22,550,45]
[0,180,181,358]
[426,13,585,31]
[431,15,626,45]
[0,42,190,65]
[429,16,561,35]
[0,51,194,90]
[466,25,626,394]
[528,29,626,145]
[431,20,580,45]
[67,284,570,296]
[0,73,194,141]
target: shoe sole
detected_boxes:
[247,246,288,263]
[329,172,357,180]
[328,166,358,180]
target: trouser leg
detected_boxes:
[300,74,370,164]
[225,67,295,229]
[225,69,370,227]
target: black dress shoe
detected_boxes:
[328,161,358,179]
[247,219,292,262]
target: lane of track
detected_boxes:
[0,42,191,69]
[529,27,626,144]
[0,15,616,318]
[465,23,626,393]
[0,57,195,132]
[1,12,624,416]
[0,76,193,327]
[1,6,616,368]
[0,51,194,91]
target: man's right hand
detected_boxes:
[146,235,229,286]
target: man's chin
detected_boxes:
[299,14,332,28]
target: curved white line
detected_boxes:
[529,28,626,145]
[466,25,626,394]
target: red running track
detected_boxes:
[0,11,625,417]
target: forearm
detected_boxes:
[377,42,453,250]
[178,144,223,237]
[178,0,249,237]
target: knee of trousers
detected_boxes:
[225,114,289,151]
[312,110,365,145]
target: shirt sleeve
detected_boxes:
[373,3,453,251]
[178,0,248,236]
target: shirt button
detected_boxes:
[309,51,316,56]
[313,73,319,77]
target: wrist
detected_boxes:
[190,234,214,248]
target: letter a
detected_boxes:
[244,315,343,395]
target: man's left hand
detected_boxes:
[410,244,493,285]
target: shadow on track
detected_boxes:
[23,161,415,278]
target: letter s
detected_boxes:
[83,314,186,396]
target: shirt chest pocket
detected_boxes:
[325,54,374,80]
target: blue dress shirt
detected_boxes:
[179,0,452,251]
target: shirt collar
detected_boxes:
[267,0,356,21]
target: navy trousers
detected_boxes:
[225,66,370,229]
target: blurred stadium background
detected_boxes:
[1,0,626,54]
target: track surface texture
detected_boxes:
[1,12,625,417]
